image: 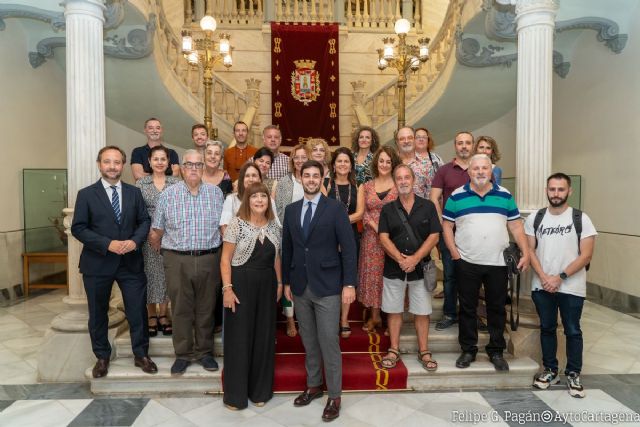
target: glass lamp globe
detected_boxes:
[394,18,411,35]
[200,15,217,32]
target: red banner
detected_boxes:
[271,23,340,147]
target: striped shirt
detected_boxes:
[153,181,224,251]
[443,183,520,266]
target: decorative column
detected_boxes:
[507,0,558,364]
[515,0,558,212]
[37,0,124,382]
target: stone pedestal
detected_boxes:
[37,0,123,382]
[515,0,558,211]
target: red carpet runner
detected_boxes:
[272,302,408,392]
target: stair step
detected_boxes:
[115,321,491,358]
[88,356,223,395]
[404,353,539,391]
[89,353,538,395]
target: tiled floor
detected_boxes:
[2,290,640,426]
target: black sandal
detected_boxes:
[148,316,158,337]
[158,315,172,336]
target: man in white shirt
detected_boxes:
[525,172,596,398]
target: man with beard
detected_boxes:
[396,126,431,199]
[131,118,180,180]
[282,160,357,422]
[224,121,257,181]
[378,165,441,371]
[525,173,596,398]
[442,154,529,371]
[191,123,209,156]
[71,146,157,378]
[430,131,473,330]
[149,149,224,375]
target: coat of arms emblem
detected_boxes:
[291,59,320,106]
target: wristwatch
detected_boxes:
[559,272,568,280]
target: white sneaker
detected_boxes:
[567,371,585,398]
[533,368,559,390]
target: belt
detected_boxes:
[165,247,220,256]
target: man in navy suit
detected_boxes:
[71,146,157,378]
[282,160,357,422]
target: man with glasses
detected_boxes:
[149,149,224,375]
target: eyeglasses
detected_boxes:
[182,162,204,170]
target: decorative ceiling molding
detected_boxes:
[29,16,156,68]
[0,4,65,32]
[456,31,570,78]
[483,1,628,54]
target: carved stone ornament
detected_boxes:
[29,15,156,68]
[456,31,570,78]
[514,0,559,16]
[0,5,65,32]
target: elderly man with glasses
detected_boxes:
[149,149,225,375]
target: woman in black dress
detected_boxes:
[220,182,282,410]
[325,147,364,338]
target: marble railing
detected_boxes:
[184,0,422,32]
[135,0,260,141]
[352,0,466,131]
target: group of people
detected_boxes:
[70,118,596,423]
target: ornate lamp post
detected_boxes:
[182,15,233,139]
[376,19,430,129]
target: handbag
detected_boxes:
[503,242,522,331]
[393,202,437,292]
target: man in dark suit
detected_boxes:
[282,160,357,422]
[71,145,157,378]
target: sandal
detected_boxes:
[362,318,382,333]
[418,350,438,372]
[340,325,351,339]
[148,316,158,337]
[380,348,401,369]
[158,315,173,336]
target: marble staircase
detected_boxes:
[88,299,539,395]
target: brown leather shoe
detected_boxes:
[92,358,109,378]
[293,387,324,407]
[322,397,341,422]
[134,356,158,374]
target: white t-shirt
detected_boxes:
[524,207,597,297]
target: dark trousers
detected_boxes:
[223,266,277,409]
[532,290,585,375]
[455,259,507,355]
[294,287,342,398]
[440,239,458,319]
[163,250,220,360]
[83,263,149,359]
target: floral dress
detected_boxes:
[357,180,398,308]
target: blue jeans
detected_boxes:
[439,239,457,319]
[532,290,585,375]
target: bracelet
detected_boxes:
[277,282,283,286]
[221,284,233,291]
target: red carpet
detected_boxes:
[224,301,408,392]
[273,352,408,392]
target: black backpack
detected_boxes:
[532,207,589,271]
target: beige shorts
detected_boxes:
[381,277,432,315]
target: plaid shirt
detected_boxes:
[268,152,290,180]
[153,181,224,251]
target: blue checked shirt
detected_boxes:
[153,181,224,251]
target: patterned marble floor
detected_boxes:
[2,290,640,426]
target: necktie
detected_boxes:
[110,185,121,224]
[302,201,313,239]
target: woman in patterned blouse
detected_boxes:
[351,126,380,186]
